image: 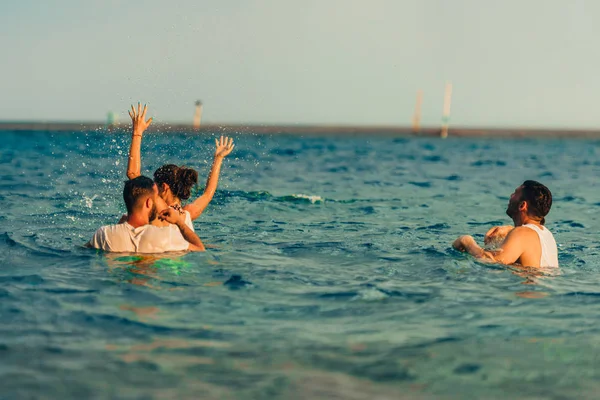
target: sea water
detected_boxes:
[1,130,600,399]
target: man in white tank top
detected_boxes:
[453,181,558,268]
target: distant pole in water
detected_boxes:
[193,100,203,130]
[106,111,117,128]
[441,82,452,138]
[412,90,423,133]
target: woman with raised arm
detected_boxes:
[123,103,235,228]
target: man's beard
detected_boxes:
[148,203,158,222]
[506,200,519,219]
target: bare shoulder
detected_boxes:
[508,226,539,241]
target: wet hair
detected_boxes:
[123,176,155,214]
[153,164,198,201]
[520,180,552,225]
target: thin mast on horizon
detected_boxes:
[441,82,452,138]
[106,111,117,128]
[412,90,423,133]
[193,100,203,130]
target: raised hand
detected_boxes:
[128,103,153,136]
[214,136,235,159]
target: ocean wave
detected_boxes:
[206,190,327,204]
[205,190,409,205]
[278,194,324,204]
[0,232,71,259]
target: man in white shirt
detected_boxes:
[453,180,558,268]
[88,176,205,253]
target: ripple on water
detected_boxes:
[408,181,432,188]
[0,274,45,285]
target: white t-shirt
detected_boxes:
[119,210,194,230]
[89,222,190,253]
[182,210,194,230]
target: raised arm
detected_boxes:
[183,136,234,220]
[126,103,153,180]
[158,208,206,251]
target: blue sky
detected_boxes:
[1,0,599,127]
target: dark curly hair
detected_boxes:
[153,164,198,201]
[520,180,552,225]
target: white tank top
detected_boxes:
[522,224,559,268]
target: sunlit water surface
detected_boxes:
[1,130,600,399]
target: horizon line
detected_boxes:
[1,120,600,132]
[3,121,600,138]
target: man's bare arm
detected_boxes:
[490,228,528,265]
[184,136,234,220]
[126,103,153,180]
[453,235,488,259]
[453,229,526,265]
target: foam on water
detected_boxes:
[289,194,324,203]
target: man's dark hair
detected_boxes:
[521,180,552,225]
[123,176,155,214]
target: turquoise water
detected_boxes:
[1,130,600,399]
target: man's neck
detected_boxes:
[513,214,543,228]
[127,212,149,228]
